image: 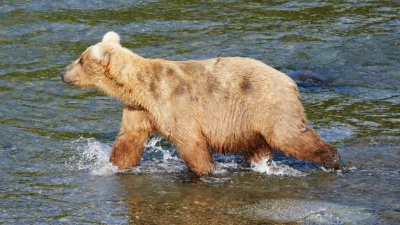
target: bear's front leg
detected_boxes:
[110,105,155,170]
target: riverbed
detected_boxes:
[0,1,399,224]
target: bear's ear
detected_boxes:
[102,31,120,44]
[91,44,106,61]
[90,32,120,61]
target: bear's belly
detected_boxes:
[207,132,268,154]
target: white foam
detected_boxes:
[67,137,118,176]
[144,136,179,162]
[66,137,187,175]
[251,157,306,177]
[131,136,187,174]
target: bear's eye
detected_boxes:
[78,58,84,66]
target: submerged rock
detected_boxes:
[285,70,334,87]
[229,199,379,224]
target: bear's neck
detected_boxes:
[99,54,159,111]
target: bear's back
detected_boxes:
[172,57,300,106]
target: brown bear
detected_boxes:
[60,31,341,176]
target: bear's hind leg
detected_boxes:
[267,127,341,170]
[243,145,273,165]
[110,105,154,170]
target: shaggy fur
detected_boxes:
[60,32,341,176]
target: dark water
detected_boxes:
[1,1,399,224]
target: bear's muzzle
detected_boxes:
[59,67,74,85]
[322,150,342,171]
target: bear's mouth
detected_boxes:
[59,68,75,85]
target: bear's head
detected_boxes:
[60,31,123,88]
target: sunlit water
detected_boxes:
[1,1,399,224]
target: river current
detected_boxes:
[0,1,399,224]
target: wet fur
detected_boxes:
[60,32,341,176]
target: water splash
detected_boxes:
[67,137,186,175]
[251,157,306,177]
[67,137,118,175]
[131,136,187,174]
[213,154,241,174]
[144,135,179,162]
[67,138,306,177]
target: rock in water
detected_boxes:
[229,199,378,224]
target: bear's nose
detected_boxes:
[59,67,69,84]
[59,68,65,78]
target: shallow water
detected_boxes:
[1,1,399,224]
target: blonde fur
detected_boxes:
[60,32,341,176]
[90,44,104,61]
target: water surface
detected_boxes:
[0,1,399,224]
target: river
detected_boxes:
[0,1,399,224]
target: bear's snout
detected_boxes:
[59,68,68,83]
[321,148,342,171]
[59,68,65,78]
[59,67,74,85]
[330,151,342,170]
